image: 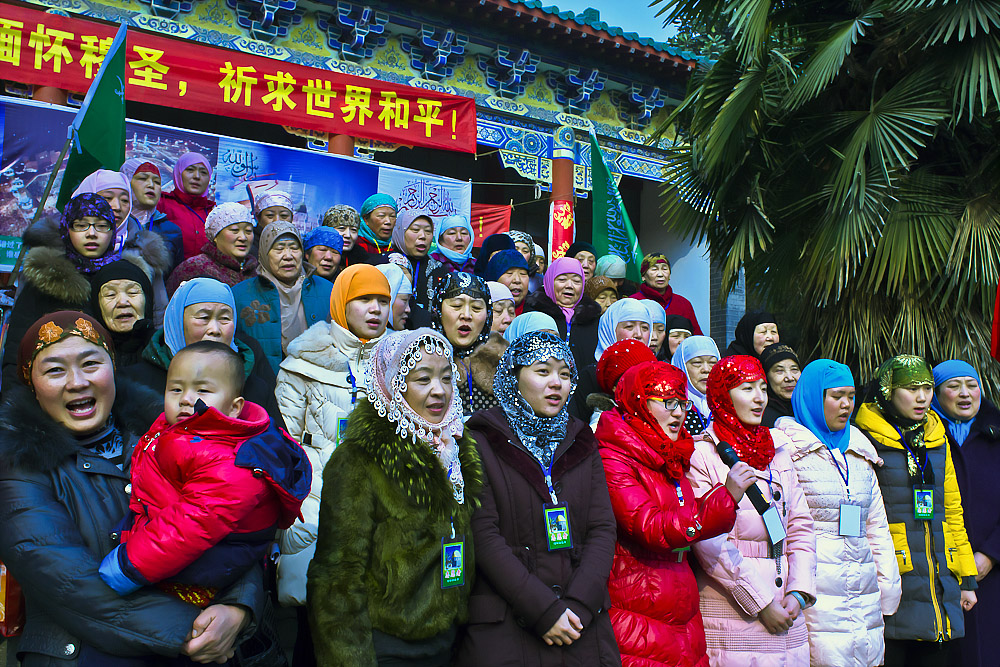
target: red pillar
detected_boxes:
[328,134,355,156]
[548,125,576,260]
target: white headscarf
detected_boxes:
[671,335,720,420]
[594,298,651,361]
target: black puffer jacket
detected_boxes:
[522,290,602,373]
[0,378,263,665]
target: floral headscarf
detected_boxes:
[60,194,122,273]
[365,329,465,503]
[707,355,775,470]
[430,272,492,358]
[505,230,535,264]
[615,361,695,479]
[493,330,577,468]
[322,204,361,230]
[19,311,114,385]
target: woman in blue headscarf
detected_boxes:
[773,360,900,667]
[641,299,668,359]
[671,335,720,436]
[421,214,476,307]
[121,277,283,425]
[503,312,560,344]
[932,360,1000,667]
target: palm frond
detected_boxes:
[948,32,1000,120]
[725,0,773,63]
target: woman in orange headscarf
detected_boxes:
[273,264,391,665]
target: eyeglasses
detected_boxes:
[648,397,694,412]
[70,220,114,233]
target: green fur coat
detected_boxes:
[307,398,484,666]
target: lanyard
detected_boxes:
[893,426,929,483]
[460,359,473,405]
[826,445,850,493]
[180,202,207,225]
[673,480,685,507]
[538,459,558,504]
[347,366,358,404]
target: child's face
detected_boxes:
[165,352,243,425]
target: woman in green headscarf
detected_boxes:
[854,355,979,667]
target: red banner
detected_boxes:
[548,200,574,260]
[0,4,477,153]
[471,203,512,247]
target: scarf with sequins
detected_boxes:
[707,355,775,470]
[493,330,577,468]
[430,272,493,358]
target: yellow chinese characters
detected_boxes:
[262,71,297,111]
[415,98,444,137]
[341,85,373,126]
[28,23,73,73]
[0,18,23,67]
[377,91,409,130]
[219,61,257,106]
[80,35,112,79]
[303,78,337,118]
[128,46,168,90]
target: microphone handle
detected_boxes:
[744,484,770,515]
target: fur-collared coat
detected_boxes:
[307,398,483,666]
[522,290,602,373]
[0,378,263,665]
[458,333,508,415]
[1,217,172,386]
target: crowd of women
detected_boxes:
[0,151,997,667]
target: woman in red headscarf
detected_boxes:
[686,356,817,667]
[597,360,756,666]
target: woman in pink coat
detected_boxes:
[686,355,817,667]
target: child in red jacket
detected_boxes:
[100,340,310,606]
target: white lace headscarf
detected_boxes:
[365,328,466,502]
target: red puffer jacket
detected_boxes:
[120,401,310,588]
[596,409,737,667]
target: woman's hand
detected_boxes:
[542,608,583,646]
[758,597,793,635]
[724,461,757,503]
[181,604,249,664]
[780,594,802,622]
[974,551,994,582]
[962,590,978,612]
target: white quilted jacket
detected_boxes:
[774,417,901,667]
[273,320,381,606]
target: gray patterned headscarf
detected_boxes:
[505,230,536,265]
[493,330,578,468]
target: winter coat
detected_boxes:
[568,362,601,426]
[231,273,334,374]
[455,407,622,667]
[306,398,484,665]
[631,284,703,336]
[456,333,507,416]
[157,188,215,260]
[1,217,173,386]
[596,409,738,667]
[686,425,816,667]
[0,378,263,666]
[422,253,477,308]
[166,241,259,295]
[274,319,383,606]
[407,254,433,309]
[106,401,309,595]
[854,403,978,642]
[947,399,1000,666]
[138,207,184,271]
[774,418,901,667]
[522,290,602,374]
[340,244,387,270]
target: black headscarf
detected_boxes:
[474,234,516,278]
[89,259,155,367]
[431,272,493,358]
[725,311,777,358]
[760,343,799,425]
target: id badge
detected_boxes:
[839,503,863,537]
[544,504,573,551]
[913,487,934,520]
[335,417,349,447]
[762,505,787,544]
[440,536,465,589]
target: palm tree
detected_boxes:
[652,0,1000,389]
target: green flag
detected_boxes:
[590,133,643,282]
[56,24,127,209]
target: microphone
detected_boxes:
[716,441,769,515]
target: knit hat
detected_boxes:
[487,281,514,304]
[759,343,799,374]
[640,253,670,276]
[322,204,361,229]
[303,226,344,254]
[19,311,114,385]
[360,193,398,217]
[585,276,617,301]
[330,265,391,332]
[596,254,627,279]
[566,241,597,259]
[666,314,694,335]
[205,202,254,240]
[475,233,516,277]
[252,190,293,217]
[596,339,657,394]
[485,249,529,282]
[89,258,155,326]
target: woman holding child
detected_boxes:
[0,311,262,666]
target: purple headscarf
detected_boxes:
[60,194,123,273]
[544,257,585,324]
[172,153,212,193]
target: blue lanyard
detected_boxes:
[347,366,357,404]
[826,445,850,492]
[538,458,558,504]
[893,426,929,482]
[673,480,685,506]
[460,359,473,404]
